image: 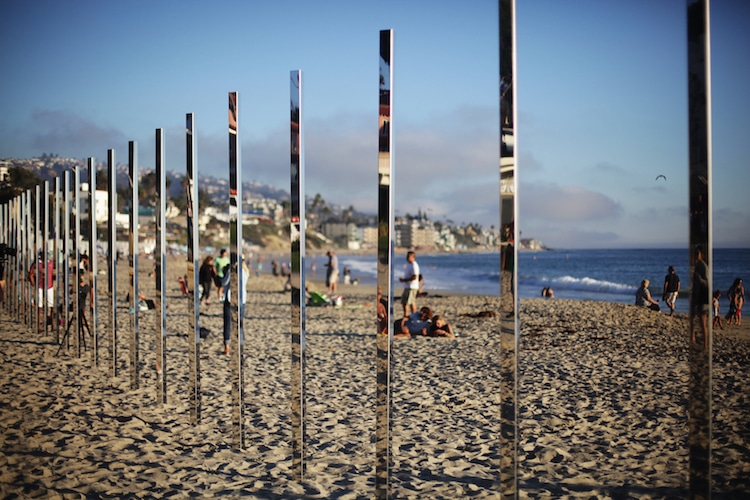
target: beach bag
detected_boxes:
[650,303,661,312]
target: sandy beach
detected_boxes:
[0,260,748,498]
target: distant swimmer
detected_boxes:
[655,174,667,181]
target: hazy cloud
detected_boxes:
[521,183,623,222]
[591,161,627,175]
[29,109,127,157]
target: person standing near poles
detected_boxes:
[662,265,680,316]
[325,250,339,295]
[29,250,55,332]
[214,248,230,301]
[399,250,420,318]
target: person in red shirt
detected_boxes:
[29,251,55,332]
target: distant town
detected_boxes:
[1,156,548,253]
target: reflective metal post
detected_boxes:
[128,141,139,388]
[499,1,518,496]
[34,184,40,334]
[228,91,245,448]
[155,128,167,403]
[290,70,306,480]
[63,172,71,344]
[22,190,29,327]
[108,150,118,378]
[376,28,394,500]
[54,176,61,342]
[0,202,4,313]
[88,158,98,365]
[186,113,201,424]
[687,1,712,497]
[25,191,31,326]
[73,167,81,356]
[43,181,49,335]
[15,194,21,321]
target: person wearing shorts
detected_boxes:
[662,265,680,316]
[399,251,420,317]
[30,253,55,332]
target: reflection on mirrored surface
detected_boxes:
[376,28,394,500]
[185,113,201,424]
[687,0,712,497]
[155,130,167,403]
[227,91,245,449]
[290,70,307,481]
[87,160,98,366]
[107,150,118,377]
[128,142,139,388]
[499,0,517,497]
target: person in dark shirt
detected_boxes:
[662,265,680,316]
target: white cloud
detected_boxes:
[521,182,623,222]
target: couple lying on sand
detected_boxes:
[393,306,456,339]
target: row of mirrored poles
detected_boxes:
[0,30,498,496]
[0,5,716,493]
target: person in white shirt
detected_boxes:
[399,251,420,317]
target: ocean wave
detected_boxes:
[521,275,635,295]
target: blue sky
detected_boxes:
[1,0,748,249]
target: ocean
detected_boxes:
[305,248,750,315]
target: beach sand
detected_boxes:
[0,261,748,498]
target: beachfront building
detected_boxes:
[396,219,438,249]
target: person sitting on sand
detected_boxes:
[635,279,660,311]
[541,286,555,298]
[394,306,432,338]
[427,315,455,338]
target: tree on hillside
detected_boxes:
[0,167,43,204]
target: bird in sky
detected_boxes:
[655,175,667,181]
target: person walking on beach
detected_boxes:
[662,266,680,316]
[214,249,230,301]
[198,255,216,307]
[325,250,339,295]
[221,260,249,356]
[635,279,660,311]
[399,251,420,318]
[712,289,725,330]
[690,247,709,348]
[726,278,745,326]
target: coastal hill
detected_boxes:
[1,156,547,252]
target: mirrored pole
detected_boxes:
[73,166,81,356]
[290,70,306,480]
[108,149,118,378]
[186,113,201,424]
[34,184,41,334]
[128,141,140,388]
[686,1,712,497]
[54,176,61,343]
[499,1,518,496]
[43,180,49,335]
[155,128,167,404]
[376,28,394,500]
[63,171,71,343]
[88,158,98,365]
[0,202,4,313]
[25,190,32,327]
[22,190,29,328]
[228,91,245,448]
[16,194,22,322]
[0,202,5,314]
